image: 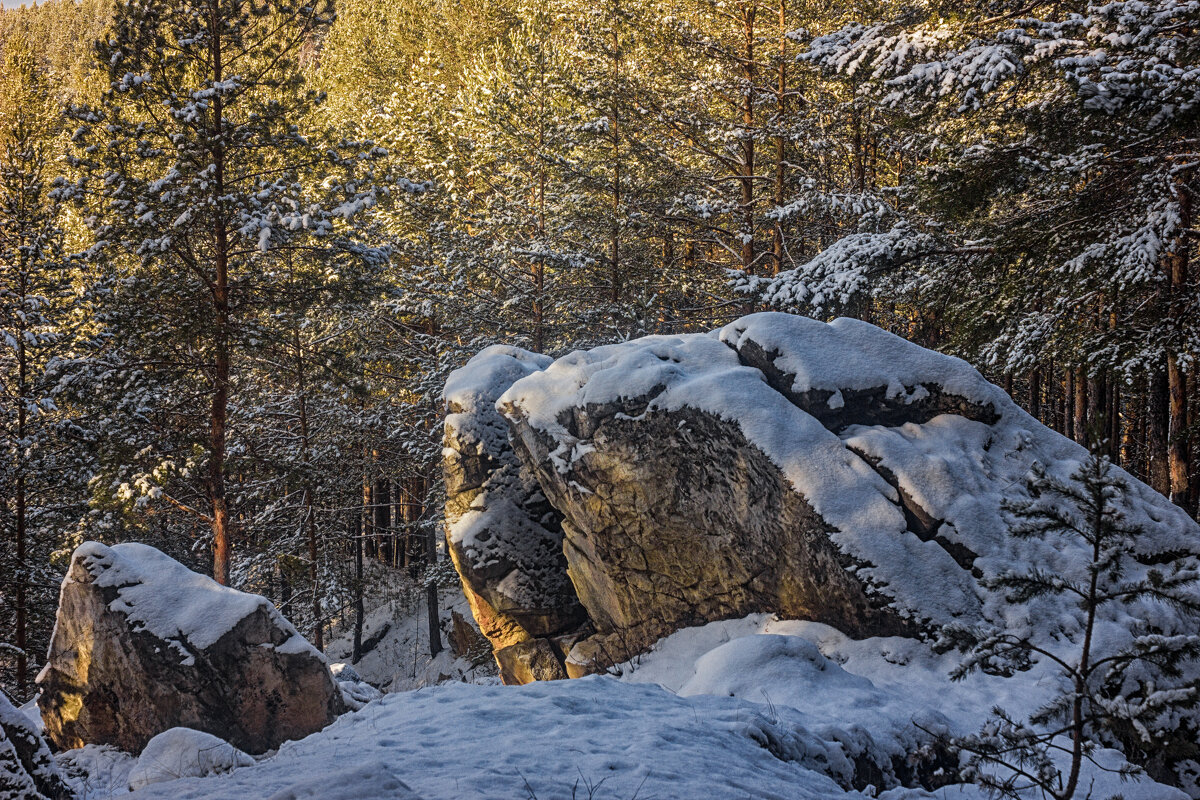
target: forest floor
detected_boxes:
[39,608,1186,800]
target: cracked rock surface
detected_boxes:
[442,346,586,683]
[444,313,1198,680]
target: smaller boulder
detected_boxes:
[329,664,383,711]
[38,542,344,755]
[494,639,569,684]
[0,690,72,800]
[127,727,253,790]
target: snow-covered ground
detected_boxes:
[44,613,1185,800]
[322,566,498,692]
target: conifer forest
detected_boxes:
[3,5,1200,795]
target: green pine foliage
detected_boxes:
[946,453,1200,798]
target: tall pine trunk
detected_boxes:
[1074,367,1088,446]
[771,0,787,275]
[739,2,756,273]
[426,526,442,659]
[14,283,27,695]
[208,0,232,585]
[1167,179,1192,509]
[294,329,321,649]
[609,8,622,303]
[1149,368,1171,494]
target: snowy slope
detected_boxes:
[322,570,498,693]
[57,617,1185,800]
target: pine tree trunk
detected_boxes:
[1189,372,1198,515]
[353,465,367,662]
[1074,367,1088,446]
[295,329,322,649]
[1027,368,1042,422]
[426,528,442,658]
[739,2,756,273]
[1149,368,1171,494]
[1109,380,1121,465]
[208,0,232,585]
[609,12,622,303]
[351,505,363,662]
[374,476,390,562]
[14,302,27,696]
[1167,176,1192,508]
[391,481,403,568]
[1088,372,1106,451]
[1167,350,1189,503]
[771,0,787,275]
[363,480,375,559]
[1065,369,1074,441]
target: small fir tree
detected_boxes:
[947,453,1200,799]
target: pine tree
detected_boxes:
[63,0,390,583]
[947,453,1200,798]
[0,33,82,699]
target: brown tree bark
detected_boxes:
[739,1,757,273]
[1109,380,1121,465]
[426,527,442,659]
[294,328,322,649]
[609,6,623,303]
[1028,368,1042,422]
[14,277,27,695]
[1065,369,1075,441]
[1167,181,1192,508]
[351,505,363,663]
[1149,368,1171,494]
[1088,372,1106,451]
[208,0,232,585]
[374,475,391,563]
[771,0,787,275]
[1189,372,1199,514]
[1074,367,1088,447]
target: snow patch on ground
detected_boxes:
[128,728,254,790]
[618,615,1185,799]
[56,614,1188,800]
[120,677,861,800]
[57,744,136,799]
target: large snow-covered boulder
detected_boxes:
[37,542,344,755]
[0,690,71,800]
[446,312,1200,679]
[443,346,587,683]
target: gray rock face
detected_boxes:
[443,346,587,683]
[445,313,1200,681]
[0,691,71,800]
[505,403,911,672]
[37,542,344,754]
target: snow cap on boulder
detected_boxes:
[447,312,1200,679]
